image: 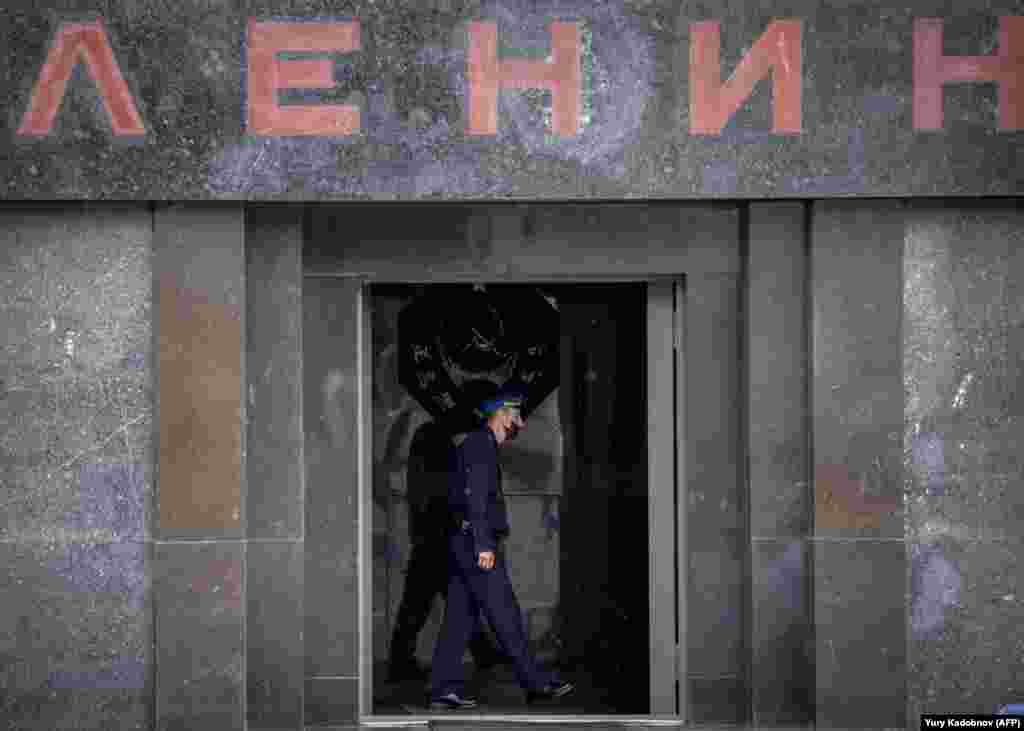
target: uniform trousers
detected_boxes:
[389,535,496,667]
[429,530,556,698]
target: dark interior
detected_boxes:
[370,282,650,714]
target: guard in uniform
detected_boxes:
[388,419,506,681]
[427,389,574,710]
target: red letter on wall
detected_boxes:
[18,20,146,137]
[689,20,802,135]
[914,16,1024,131]
[467,21,581,136]
[248,20,360,136]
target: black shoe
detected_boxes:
[526,680,575,704]
[429,692,479,711]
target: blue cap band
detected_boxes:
[479,395,523,415]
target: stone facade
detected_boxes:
[1,200,1023,729]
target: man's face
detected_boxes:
[500,407,525,441]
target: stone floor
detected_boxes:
[373,661,630,716]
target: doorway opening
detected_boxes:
[368,282,654,716]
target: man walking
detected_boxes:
[388,419,505,682]
[428,388,574,710]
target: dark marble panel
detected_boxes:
[904,201,1024,542]
[748,202,810,539]
[750,539,813,726]
[245,205,305,539]
[0,540,153,730]
[685,275,744,685]
[308,204,740,278]
[686,275,743,549]
[688,675,746,724]
[811,201,904,539]
[0,204,153,542]
[304,676,358,727]
[302,276,361,678]
[908,539,1024,726]
[153,541,244,731]
[247,540,304,731]
[154,204,245,539]
[814,540,906,730]
[688,538,745,679]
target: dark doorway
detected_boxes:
[369,282,650,715]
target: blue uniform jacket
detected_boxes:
[449,427,510,554]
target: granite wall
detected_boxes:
[2,199,1023,730]
[0,204,154,730]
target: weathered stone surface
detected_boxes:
[904,201,1024,728]
[0,204,153,542]
[688,539,745,679]
[308,204,740,278]
[305,676,358,727]
[748,201,810,539]
[0,540,153,731]
[0,203,154,730]
[303,276,360,679]
[155,204,245,539]
[814,539,906,730]
[812,200,904,539]
[751,538,813,725]
[747,202,813,725]
[247,540,304,731]
[245,205,304,540]
[154,541,245,731]
[688,674,746,724]
[684,274,745,699]
[2,2,1024,200]
[908,539,1024,725]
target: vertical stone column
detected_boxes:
[747,202,814,725]
[153,203,247,731]
[244,205,305,730]
[685,272,745,722]
[302,275,361,725]
[810,200,906,729]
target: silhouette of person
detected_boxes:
[388,418,504,681]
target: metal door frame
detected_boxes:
[356,275,687,725]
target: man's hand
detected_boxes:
[477,551,496,571]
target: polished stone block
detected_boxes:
[245,205,304,540]
[908,539,1024,726]
[303,276,361,679]
[903,199,1024,731]
[155,204,245,539]
[0,204,153,542]
[751,538,814,725]
[686,275,743,549]
[308,204,740,279]
[688,674,746,724]
[905,201,1024,542]
[814,539,906,730]
[247,540,303,731]
[812,200,904,539]
[0,540,153,730]
[688,539,745,679]
[748,202,810,539]
[153,541,244,731]
[305,676,358,727]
